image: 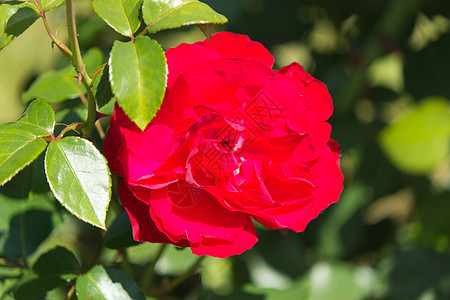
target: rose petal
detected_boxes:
[200,32,275,68]
[103,104,140,176]
[252,146,343,232]
[279,63,333,121]
[149,181,252,244]
[166,43,220,88]
[119,181,189,246]
[124,124,180,182]
[190,219,258,258]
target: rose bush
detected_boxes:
[103,32,343,258]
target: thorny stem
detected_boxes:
[31,0,72,60]
[65,0,97,139]
[140,243,168,291]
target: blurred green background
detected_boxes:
[1,0,449,299]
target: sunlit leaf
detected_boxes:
[45,137,111,229]
[379,96,450,174]
[142,0,227,33]
[76,265,139,300]
[18,98,55,134]
[92,0,143,37]
[0,2,39,50]
[22,48,103,103]
[0,99,55,186]
[40,0,65,12]
[109,36,167,130]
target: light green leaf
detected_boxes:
[92,0,143,37]
[75,265,134,300]
[18,98,55,134]
[0,127,49,187]
[109,36,167,130]
[44,137,111,229]
[245,281,309,300]
[0,2,40,50]
[40,0,65,11]
[379,96,450,174]
[0,99,55,185]
[142,0,227,34]
[22,48,103,103]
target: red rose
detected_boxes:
[103,32,343,258]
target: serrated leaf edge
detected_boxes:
[143,0,228,33]
[44,138,112,230]
[92,0,142,37]
[0,136,47,186]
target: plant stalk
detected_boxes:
[65,0,96,139]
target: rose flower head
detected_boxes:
[103,32,344,258]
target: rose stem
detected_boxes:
[65,0,96,139]
[140,243,168,291]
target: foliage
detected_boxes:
[0,0,449,299]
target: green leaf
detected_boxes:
[104,267,145,300]
[0,99,55,186]
[142,0,227,34]
[94,64,114,108]
[22,48,104,103]
[76,265,135,300]
[109,36,167,130]
[0,126,47,186]
[3,209,53,258]
[32,246,80,276]
[0,2,40,50]
[14,274,66,300]
[379,96,450,174]
[245,281,309,300]
[104,210,139,249]
[40,0,65,12]
[18,98,56,134]
[305,262,375,300]
[44,137,111,229]
[92,0,143,37]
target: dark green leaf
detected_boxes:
[3,210,53,258]
[379,96,450,174]
[75,265,136,300]
[22,48,103,103]
[110,36,167,130]
[0,2,40,50]
[142,0,227,34]
[104,210,139,249]
[92,0,143,37]
[105,267,145,300]
[94,64,114,108]
[44,137,111,229]
[40,0,65,12]
[32,246,80,276]
[13,274,66,300]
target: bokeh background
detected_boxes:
[0,0,449,299]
